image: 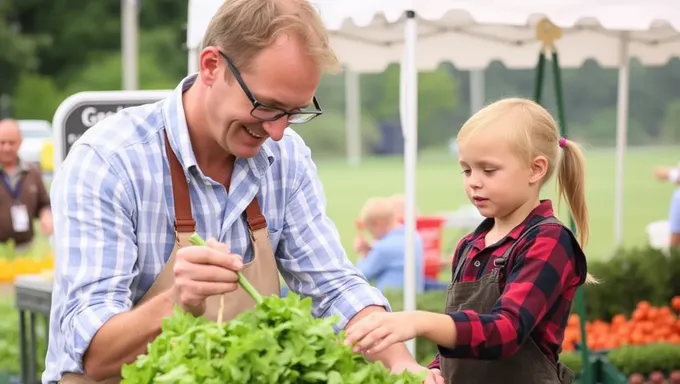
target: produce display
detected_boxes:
[562,298,680,352]
[0,240,54,284]
[0,299,47,376]
[608,343,680,383]
[120,234,426,384]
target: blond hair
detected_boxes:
[458,97,596,284]
[360,197,396,226]
[201,0,339,72]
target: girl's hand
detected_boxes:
[344,311,420,355]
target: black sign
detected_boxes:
[61,100,158,159]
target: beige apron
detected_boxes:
[440,216,575,384]
[60,131,281,383]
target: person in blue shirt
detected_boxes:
[654,164,680,247]
[355,196,425,293]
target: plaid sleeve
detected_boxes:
[438,224,585,360]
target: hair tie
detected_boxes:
[559,137,567,148]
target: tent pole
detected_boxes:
[402,9,418,357]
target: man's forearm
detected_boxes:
[82,289,175,380]
[345,305,415,368]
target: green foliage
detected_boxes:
[62,51,178,96]
[121,294,426,384]
[295,112,380,158]
[570,108,651,146]
[0,299,46,376]
[3,0,680,150]
[0,0,50,95]
[558,352,583,375]
[583,247,680,321]
[607,343,680,377]
[360,64,459,148]
[11,73,62,121]
[660,99,680,143]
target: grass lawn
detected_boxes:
[316,145,680,265]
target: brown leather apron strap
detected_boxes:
[164,130,195,233]
[163,130,266,232]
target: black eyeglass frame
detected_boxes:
[218,51,323,124]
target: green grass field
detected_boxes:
[316,145,680,264]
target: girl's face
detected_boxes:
[458,132,538,221]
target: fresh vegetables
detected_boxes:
[607,343,680,382]
[0,299,47,376]
[187,233,261,326]
[121,233,426,383]
[563,298,680,352]
[0,239,54,283]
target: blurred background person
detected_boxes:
[355,196,425,293]
[0,119,53,252]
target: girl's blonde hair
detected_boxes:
[457,97,596,283]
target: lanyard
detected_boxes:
[1,173,23,201]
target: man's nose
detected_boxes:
[262,117,289,141]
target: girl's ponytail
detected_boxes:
[557,138,597,284]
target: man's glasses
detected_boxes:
[219,51,323,124]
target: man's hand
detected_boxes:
[39,208,53,236]
[173,238,242,316]
[390,361,445,384]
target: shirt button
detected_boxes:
[473,260,481,267]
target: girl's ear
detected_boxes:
[529,155,549,184]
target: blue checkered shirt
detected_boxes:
[42,74,389,382]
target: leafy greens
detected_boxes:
[121,233,426,383]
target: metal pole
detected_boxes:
[122,0,139,90]
[469,70,485,114]
[402,9,418,356]
[345,68,361,166]
[613,32,631,246]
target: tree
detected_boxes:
[0,0,49,96]
[660,99,680,145]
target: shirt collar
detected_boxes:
[0,158,28,175]
[161,74,275,177]
[469,199,556,248]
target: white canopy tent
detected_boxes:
[187,0,680,355]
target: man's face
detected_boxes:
[199,34,322,159]
[0,121,21,165]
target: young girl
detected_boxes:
[345,98,594,384]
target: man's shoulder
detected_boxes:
[72,101,164,162]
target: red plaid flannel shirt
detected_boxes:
[429,200,587,369]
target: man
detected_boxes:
[654,164,680,246]
[43,1,443,383]
[0,119,53,251]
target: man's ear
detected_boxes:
[529,155,549,185]
[198,47,222,88]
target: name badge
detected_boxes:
[11,204,30,233]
